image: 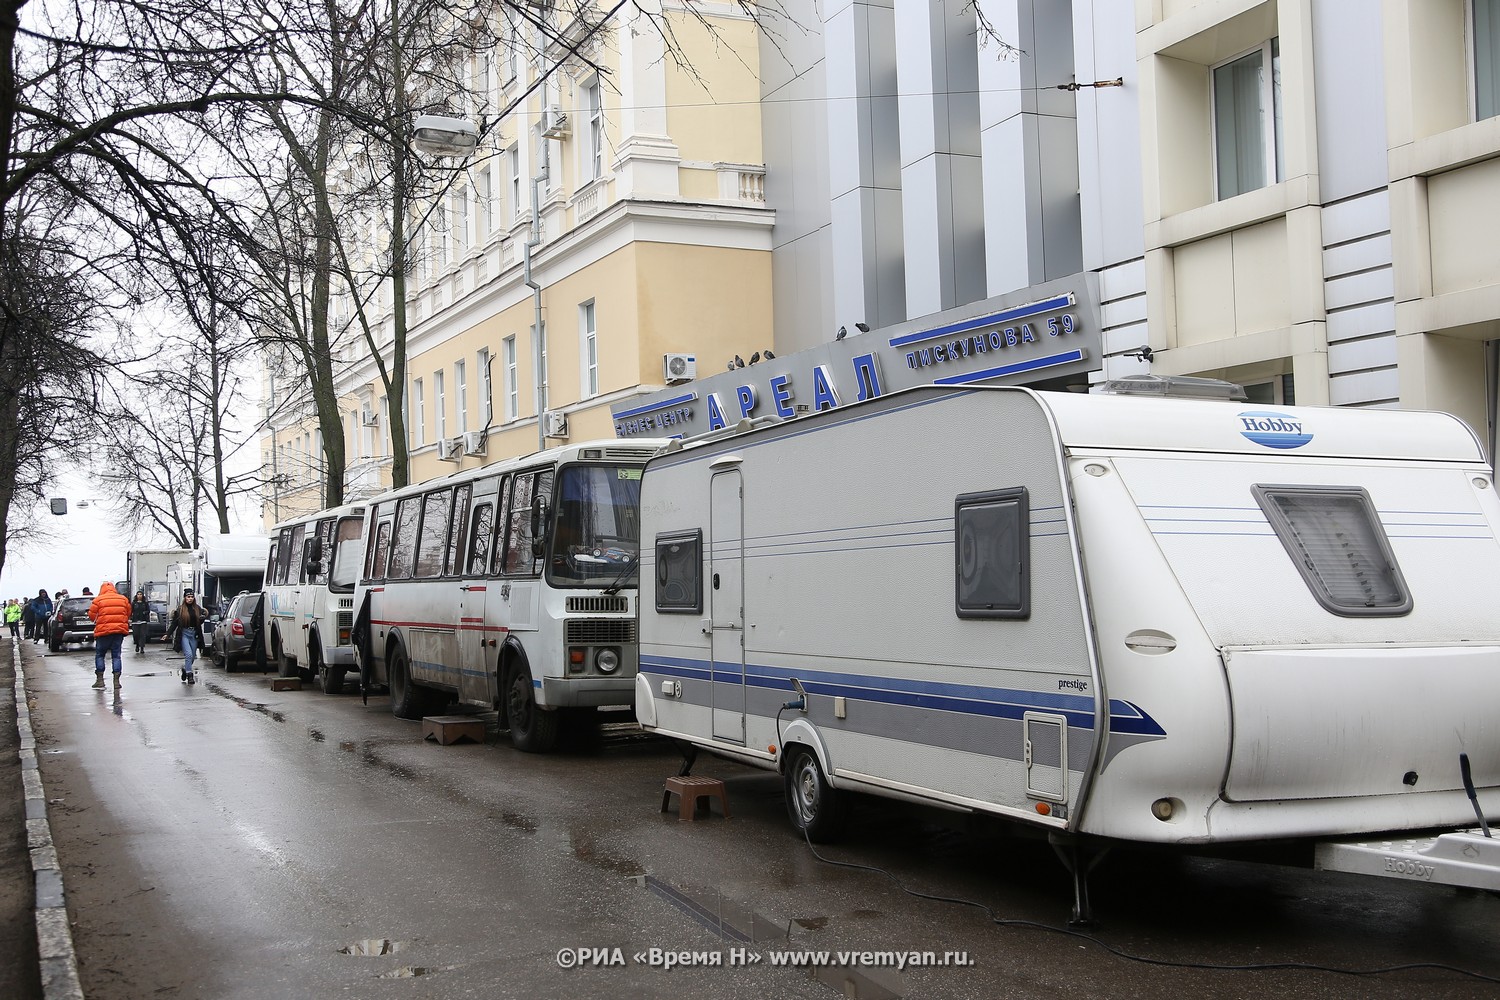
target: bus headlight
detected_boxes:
[595,648,621,674]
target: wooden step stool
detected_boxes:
[661,775,730,821]
[422,715,487,745]
[270,677,301,691]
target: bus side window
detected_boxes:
[446,484,472,577]
[275,527,296,585]
[368,522,392,581]
[502,474,535,575]
[413,489,452,578]
[287,524,307,584]
[389,497,420,579]
[466,503,493,576]
[363,503,383,580]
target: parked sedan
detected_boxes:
[48,597,97,651]
[212,592,263,672]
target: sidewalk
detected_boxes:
[3,637,79,1000]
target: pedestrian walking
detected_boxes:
[20,598,34,639]
[87,582,131,688]
[31,590,53,644]
[4,599,21,638]
[167,589,209,685]
[129,590,151,654]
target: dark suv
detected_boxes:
[212,592,263,672]
[48,597,96,651]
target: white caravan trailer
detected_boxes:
[264,502,366,691]
[635,380,1500,914]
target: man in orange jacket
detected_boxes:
[88,582,132,688]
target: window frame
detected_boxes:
[580,299,598,399]
[954,487,1031,620]
[1209,37,1283,201]
[1252,484,1413,617]
[654,529,703,613]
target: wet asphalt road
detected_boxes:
[22,643,1500,999]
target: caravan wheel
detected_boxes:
[785,746,848,843]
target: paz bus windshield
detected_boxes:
[546,464,645,586]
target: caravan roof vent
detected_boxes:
[1100,374,1247,401]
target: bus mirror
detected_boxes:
[304,537,324,576]
[530,494,548,538]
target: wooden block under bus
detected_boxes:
[422,715,488,746]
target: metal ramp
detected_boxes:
[1315,830,1500,891]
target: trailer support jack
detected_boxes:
[1049,833,1108,927]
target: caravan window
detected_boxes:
[655,531,702,613]
[1253,485,1412,616]
[954,488,1030,619]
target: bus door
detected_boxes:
[445,481,493,704]
[498,470,552,684]
[709,467,746,743]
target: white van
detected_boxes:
[635,380,1500,911]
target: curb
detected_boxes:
[13,643,84,1000]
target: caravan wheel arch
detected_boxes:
[778,718,835,782]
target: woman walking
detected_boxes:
[129,590,151,654]
[166,589,209,684]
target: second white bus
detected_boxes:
[264,502,368,693]
[352,438,667,751]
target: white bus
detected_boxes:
[264,502,368,693]
[352,437,667,751]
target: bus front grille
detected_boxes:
[566,618,636,645]
[567,596,629,614]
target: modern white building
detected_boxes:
[264,0,1500,513]
[620,0,1500,459]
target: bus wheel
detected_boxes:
[315,646,345,695]
[388,644,424,719]
[274,633,296,679]
[784,746,848,843]
[505,664,559,753]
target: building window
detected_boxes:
[453,185,469,258]
[478,166,493,239]
[585,81,604,181]
[378,394,389,456]
[504,335,518,419]
[508,144,521,219]
[580,300,598,398]
[1212,39,1282,200]
[434,369,446,439]
[505,15,519,83]
[478,348,493,424]
[413,377,425,446]
[455,359,468,434]
[1477,0,1500,120]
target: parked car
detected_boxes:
[47,597,96,651]
[212,592,263,672]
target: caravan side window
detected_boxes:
[655,530,702,613]
[954,488,1030,619]
[1253,485,1412,616]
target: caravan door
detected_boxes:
[709,468,745,743]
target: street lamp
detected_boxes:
[411,114,480,156]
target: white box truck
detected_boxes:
[634,379,1500,917]
[127,548,192,605]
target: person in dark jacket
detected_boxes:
[129,591,151,654]
[167,590,209,684]
[30,590,52,644]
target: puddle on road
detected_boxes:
[339,741,356,752]
[340,939,407,956]
[793,916,829,930]
[376,967,432,978]
[203,681,286,723]
[309,728,326,742]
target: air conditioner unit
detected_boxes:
[543,410,569,439]
[462,430,487,456]
[541,105,570,139]
[663,353,697,383]
[360,407,379,427]
[437,437,463,461]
